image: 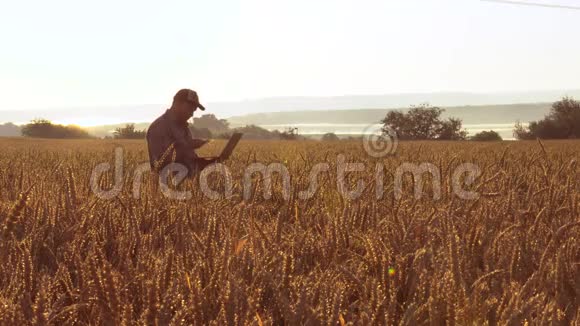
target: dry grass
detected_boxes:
[0,138,578,325]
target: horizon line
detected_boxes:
[0,101,553,128]
[1,88,578,112]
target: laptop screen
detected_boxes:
[220,132,243,160]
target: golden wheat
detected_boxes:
[0,138,577,324]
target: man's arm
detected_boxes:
[191,138,210,149]
[169,121,198,162]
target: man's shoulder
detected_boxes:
[146,110,170,137]
[149,110,170,128]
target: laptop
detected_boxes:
[187,133,242,174]
[218,132,243,161]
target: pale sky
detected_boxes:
[0,0,579,112]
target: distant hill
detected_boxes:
[227,103,551,126]
[2,89,572,139]
[212,90,578,116]
[79,102,551,140]
[0,123,21,137]
[0,90,577,125]
[0,101,554,140]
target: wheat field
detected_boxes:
[0,138,578,325]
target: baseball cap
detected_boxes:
[173,88,206,111]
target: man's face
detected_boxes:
[175,100,197,122]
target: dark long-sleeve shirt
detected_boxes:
[146,109,198,172]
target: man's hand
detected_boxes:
[191,138,210,149]
[193,156,221,172]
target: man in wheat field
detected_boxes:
[146,88,217,177]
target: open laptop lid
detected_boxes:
[219,132,243,160]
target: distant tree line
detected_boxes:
[192,114,230,136]
[470,130,503,142]
[380,104,468,140]
[377,97,580,141]
[514,97,580,140]
[15,97,578,141]
[21,119,92,139]
[113,124,147,139]
[190,114,304,140]
[16,115,304,140]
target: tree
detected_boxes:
[192,114,230,135]
[232,125,279,140]
[21,119,92,139]
[438,118,468,140]
[513,121,534,140]
[280,127,300,140]
[548,97,580,138]
[321,132,340,141]
[21,119,53,138]
[470,130,503,141]
[0,123,21,137]
[514,97,580,139]
[189,126,213,139]
[381,104,467,140]
[113,124,146,139]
